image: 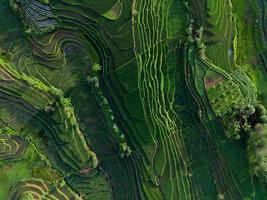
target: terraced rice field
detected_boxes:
[0,0,267,199]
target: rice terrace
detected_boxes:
[1,0,267,199]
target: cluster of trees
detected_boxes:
[226,103,267,181]
[186,20,206,58]
[112,123,132,157]
[119,142,132,157]
[247,104,267,180]
[87,63,132,158]
[225,104,256,140]
[87,63,102,87]
[195,27,206,56]
[186,19,195,43]
[248,123,267,180]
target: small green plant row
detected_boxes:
[207,77,245,117]
[0,125,16,135]
[11,0,59,35]
[9,177,82,200]
[0,122,27,161]
[231,68,257,105]
[0,133,26,160]
[186,18,234,80]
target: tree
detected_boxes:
[86,76,99,87]
[75,193,85,200]
[9,0,18,11]
[256,104,266,116]
[242,120,251,132]
[119,142,132,157]
[92,63,102,73]
[243,104,255,116]
[226,120,241,140]
[59,179,66,187]
[259,115,267,123]
[232,121,241,132]
[217,193,225,200]
[112,123,120,133]
[88,151,99,168]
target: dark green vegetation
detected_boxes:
[0,0,267,199]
